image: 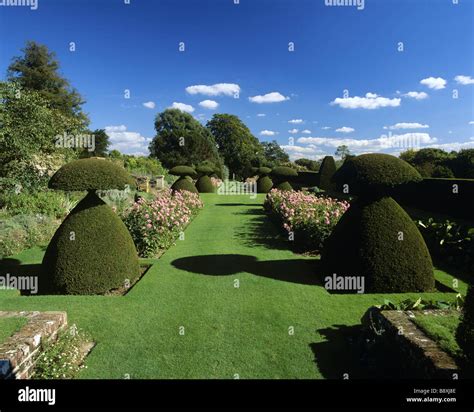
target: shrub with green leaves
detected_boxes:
[271,166,297,191]
[257,167,273,193]
[322,153,434,293]
[42,158,140,295]
[318,156,336,191]
[169,166,198,194]
[195,165,215,193]
[457,285,474,368]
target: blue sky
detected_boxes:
[1,0,473,159]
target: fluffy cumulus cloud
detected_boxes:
[469,121,474,125]
[455,75,474,85]
[169,102,195,113]
[185,83,240,97]
[384,122,429,130]
[143,101,156,109]
[260,130,277,136]
[335,127,355,133]
[403,91,428,100]
[105,125,151,156]
[331,93,401,109]
[288,119,303,124]
[301,129,312,134]
[198,99,219,110]
[420,77,447,90]
[288,129,299,134]
[249,92,289,103]
[280,144,327,160]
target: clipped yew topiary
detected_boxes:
[271,166,297,191]
[42,158,140,295]
[318,156,337,191]
[321,153,434,293]
[256,167,273,193]
[170,165,198,194]
[195,165,215,193]
[457,284,474,369]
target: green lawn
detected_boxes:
[0,194,467,378]
[0,317,27,342]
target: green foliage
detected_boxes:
[171,177,198,194]
[322,196,435,292]
[257,175,273,193]
[169,165,197,177]
[80,129,110,158]
[7,41,88,123]
[42,192,140,294]
[333,153,421,195]
[258,167,272,175]
[318,156,337,190]
[149,109,221,169]
[457,285,474,366]
[450,149,474,178]
[295,158,320,171]
[376,295,464,311]
[271,166,298,178]
[196,165,214,175]
[275,181,294,191]
[432,165,455,178]
[49,158,134,191]
[335,145,352,160]
[109,151,167,178]
[33,325,90,379]
[261,140,289,167]
[206,114,262,179]
[196,175,215,193]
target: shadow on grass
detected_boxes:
[214,203,262,207]
[171,254,323,286]
[0,258,44,296]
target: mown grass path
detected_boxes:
[0,194,465,378]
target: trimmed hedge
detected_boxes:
[321,196,434,292]
[257,175,273,193]
[41,192,140,294]
[196,165,214,175]
[169,166,197,177]
[272,166,297,191]
[318,156,336,190]
[275,181,293,191]
[48,158,134,191]
[196,175,215,193]
[293,171,319,189]
[258,167,272,176]
[393,178,474,220]
[456,284,474,368]
[171,176,198,194]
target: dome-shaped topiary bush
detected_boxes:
[170,166,198,194]
[195,165,215,193]
[321,153,434,293]
[271,166,298,191]
[42,158,140,295]
[256,167,273,193]
[318,156,337,191]
[456,285,474,370]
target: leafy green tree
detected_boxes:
[335,145,352,160]
[206,114,262,179]
[295,158,320,171]
[261,140,289,167]
[399,148,455,177]
[80,129,110,158]
[7,41,88,125]
[449,149,474,178]
[0,82,83,191]
[149,109,222,171]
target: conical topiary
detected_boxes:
[318,156,337,191]
[271,166,298,191]
[195,165,215,193]
[321,154,434,293]
[256,167,273,193]
[42,158,140,295]
[169,166,198,194]
[457,284,474,370]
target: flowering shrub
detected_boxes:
[264,189,349,251]
[210,177,222,188]
[123,189,203,257]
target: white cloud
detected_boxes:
[469,121,474,125]
[257,113,266,117]
[249,92,289,103]
[199,100,219,110]
[403,91,428,100]
[455,75,474,85]
[288,129,299,134]
[335,127,355,133]
[321,126,331,130]
[288,119,304,124]
[429,141,474,151]
[301,129,312,134]
[169,102,195,113]
[420,77,447,90]
[142,101,156,109]
[331,93,401,109]
[384,122,429,130]
[105,125,151,156]
[185,83,240,97]
[260,130,277,136]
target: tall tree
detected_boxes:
[80,129,110,158]
[295,158,320,171]
[335,145,352,160]
[7,41,88,125]
[206,114,262,179]
[149,109,222,170]
[261,140,289,167]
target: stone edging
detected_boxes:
[0,311,67,379]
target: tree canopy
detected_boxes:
[261,140,289,167]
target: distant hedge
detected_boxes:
[293,171,319,189]
[393,178,474,220]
